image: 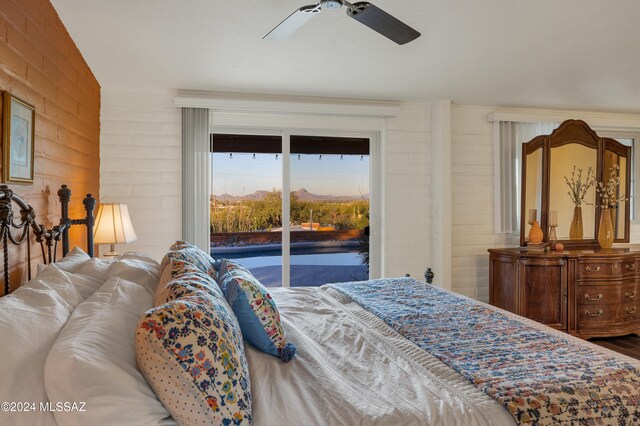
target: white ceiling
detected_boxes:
[51,0,640,113]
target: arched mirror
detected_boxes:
[520,120,631,248]
[548,128,598,243]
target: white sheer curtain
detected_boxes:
[496,121,557,233]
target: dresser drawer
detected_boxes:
[623,303,639,320]
[578,285,621,305]
[623,283,638,303]
[579,305,621,325]
[621,259,640,277]
[576,260,620,280]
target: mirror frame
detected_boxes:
[520,120,631,248]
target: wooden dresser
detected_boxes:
[489,247,640,339]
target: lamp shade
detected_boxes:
[93,203,138,245]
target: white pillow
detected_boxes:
[107,252,162,296]
[45,277,176,426]
[0,264,83,426]
[52,246,91,273]
[38,251,160,297]
[76,257,112,281]
[63,271,103,300]
[36,264,103,300]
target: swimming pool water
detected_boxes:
[230,252,363,268]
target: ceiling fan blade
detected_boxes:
[347,2,420,45]
[263,4,322,40]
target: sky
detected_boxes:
[212,153,369,197]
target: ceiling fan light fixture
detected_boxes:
[321,0,343,10]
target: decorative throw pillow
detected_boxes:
[218,259,296,362]
[154,259,223,307]
[136,294,252,425]
[160,241,217,281]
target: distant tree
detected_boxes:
[211,190,369,233]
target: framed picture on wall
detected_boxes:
[2,92,35,184]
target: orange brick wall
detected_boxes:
[0,0,100,291]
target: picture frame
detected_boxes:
[2,92,35,184]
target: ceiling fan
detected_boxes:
[263,0,421,45]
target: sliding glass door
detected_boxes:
[210,134,283,286]
[289,135,370,286]
[210,132,375,287]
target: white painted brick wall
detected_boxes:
[384,103,432,279]
[100,89,182,261]
[451,105,518,301]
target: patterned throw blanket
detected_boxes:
[327,278,640,425]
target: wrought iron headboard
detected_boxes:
[0,184,96,296]
[57,184,96,259]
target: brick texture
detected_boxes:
[451,105,518,302]
[100,89,181,261]
[384,103,432,279]
[0,0,100,292]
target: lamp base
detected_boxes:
[102,244,119,257]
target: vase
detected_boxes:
[528,220,544,243]
[598,210,614,249]
[569,206,583,240]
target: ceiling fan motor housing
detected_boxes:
[321,0,343,10]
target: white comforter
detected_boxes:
[247,287,515,426]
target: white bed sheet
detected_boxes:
[247,287,515,426]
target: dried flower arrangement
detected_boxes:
[595,165,628,209]
[564,166,596,207]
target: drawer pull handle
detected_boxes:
[626,306,637,314]
[584,293,603,301]
[585,266,601,272]
[627,264,637,271]
[584,309,603,317]
[625,291,636,300]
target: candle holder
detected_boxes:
[528,209,537,241]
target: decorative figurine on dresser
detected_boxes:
[489,119,640,339]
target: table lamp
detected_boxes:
[93,203,138,257]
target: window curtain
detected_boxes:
[182,108,211,251]
[496,121,557,233]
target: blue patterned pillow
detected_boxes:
[160,241,217,281]
[136,293,252,425]
[218,259,296,362]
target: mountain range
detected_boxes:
[213,188,368,202]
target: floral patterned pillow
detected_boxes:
[154,259,223,307]
[136,293,252,425]
[218,259,296,362]
[160,241,217,281]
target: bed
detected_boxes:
[1,186,639,426]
